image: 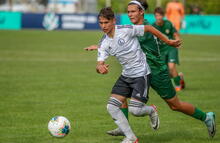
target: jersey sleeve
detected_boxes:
[130,25,145,37]
[97,40,109,62]
[117,25,144,37]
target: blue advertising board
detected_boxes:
[22,13,45,29]
[22,13,120,30]
[0,12,21,30]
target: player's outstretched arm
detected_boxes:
[144,25,181,48]
[173,32,181,41]
[173,32,182,48]
[84,45,98,51]
[96,61,109,74]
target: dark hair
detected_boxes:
[98,7,115,20]
[128,0,149,11]
[154,7,165,16]
[137,0,148,11]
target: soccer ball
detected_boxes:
[48,116,71,137]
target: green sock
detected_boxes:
[191,108,207,121]
[120,108,129,120]
[173,75,181,86]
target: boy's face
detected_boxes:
[127,4,144,24]
[99,16,115,34]
[155,13,164,23]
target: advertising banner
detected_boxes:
[180,15,220,35]
[0,12,21,30]
[120,14,220,35]
[22,13,120,30]
[22,13,45,29]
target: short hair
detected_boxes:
[98,7,115,20]
[128,0,149,11]
[154,7,165,16]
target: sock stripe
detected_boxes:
[108,97,122,107]
[129,100,144,108]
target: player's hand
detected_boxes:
[84,45,98,51]
[96,64,109,74]
[167,39,182,48]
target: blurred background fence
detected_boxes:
[0,0,219,14]
[0,0,220,35]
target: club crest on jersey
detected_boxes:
[118,38,125,46]
[166,29,170,34]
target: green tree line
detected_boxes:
[97,0,220,14]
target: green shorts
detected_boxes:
[150,67,176,99]
[161,46,179,65]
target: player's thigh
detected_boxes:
[131,74,150,104]
[168,47,179,64]
[111,75,132,99]
[111,94,127,103]
[151,69,176,99]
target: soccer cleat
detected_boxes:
[175,86,182,92]
[205,112,216,138]
[121,137,139,143]
[149,105,160,130]
[179,72,185,89]
[106,128,125,136]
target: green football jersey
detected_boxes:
[152,20,177,52]
[138,20,167,74]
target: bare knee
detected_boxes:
[166,96,183,111]
[169,105,179,111]
[168,103,182,111]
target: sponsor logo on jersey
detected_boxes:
[118,38,125,46]
[166,29,170,34]
[170,59,176,62]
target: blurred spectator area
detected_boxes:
[0,0,97,13]
[0,0,219,14]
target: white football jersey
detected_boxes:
[97,25,151,78]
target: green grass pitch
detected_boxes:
[0,30,219,143]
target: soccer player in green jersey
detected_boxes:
[85,0,216,139]
[152,7,185,91]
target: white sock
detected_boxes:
[107,97,136,140]
[129,99,154,117]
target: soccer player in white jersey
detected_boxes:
[96,7,180,143]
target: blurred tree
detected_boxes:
[97,0,220,14]
[185,0,220,14]
[0,0,7,5]
[38,0,48,6]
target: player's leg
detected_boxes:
[128,74,160,130]
[121,101,129,120]
[106,75,129,136]
[165,95,216,138]
[167,47,185,91]
[107,100,128,136]
[151,69,216,138]
[107,75,138,142]
[107,94,138,141]
[168,62,181,91]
